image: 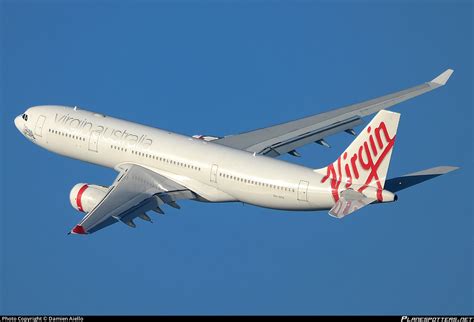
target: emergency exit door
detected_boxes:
[210,164,219,183]
[35,115,46,137]
[297,180,309,202]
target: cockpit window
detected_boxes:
[22,114,28,121]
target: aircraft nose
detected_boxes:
[14,115,22,131]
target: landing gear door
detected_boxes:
[210,164,219,183]
[297,180,309,202]
[88,131,100,152]
[35,115,46,137]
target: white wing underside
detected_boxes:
[70,164,196,234]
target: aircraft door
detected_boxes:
[210,164,219,183]
[88,131,100,152]
[297,180,309,202]
[34,115,46,137]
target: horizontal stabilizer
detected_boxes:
[329,190,376,219]
[384,166,459,193]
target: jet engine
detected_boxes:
[70,183,108,213]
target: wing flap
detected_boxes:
[257,116,363,157]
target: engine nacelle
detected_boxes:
[70,183,108,213]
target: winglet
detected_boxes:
[430,69,454,86]
[70,225,87,235]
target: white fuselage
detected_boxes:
[14,106,335,211]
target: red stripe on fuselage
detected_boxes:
[76,184,88,212]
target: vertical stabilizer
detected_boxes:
[315,110,400,202]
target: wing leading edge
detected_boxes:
[70,164,196,235]
[214,69,453,157]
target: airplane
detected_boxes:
[14,69,458,235]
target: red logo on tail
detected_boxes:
[321,121,396,202]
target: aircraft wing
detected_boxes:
[69,164,196,235]
[214,69,453,157]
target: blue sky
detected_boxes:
[1,0,472,315]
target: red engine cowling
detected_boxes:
[69,183,108,213]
